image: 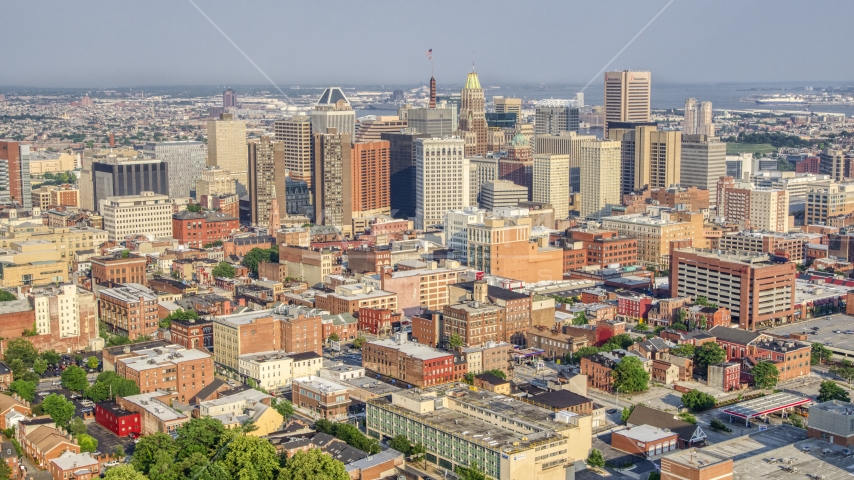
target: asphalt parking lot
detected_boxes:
[86,421,135,458]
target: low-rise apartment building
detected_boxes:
[90,252,148,286]
[362,334,461,387]
[601,211,704,267]
[115,344,214,404]
[292,376,351,420]
[99,283,160,340]
[172,210,239,248]
[116,392,189,435]
[315,283,398,315]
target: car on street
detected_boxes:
[104,461,120,468]
[128,432,140,439]
[606,409,618,414]
[80,400,95,407]
[51,381,61,386]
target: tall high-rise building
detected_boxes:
[534,100,580,136]
[100,191,173,242]
[493,96,522,116]
[534,131,596,193]
[351,141,391,219]
[683,98,714,136]
[248,135,286,228]
[608,125,681,194]
[207,113,248,196]
[499,134,534,199]
[579,139,622,219]
[223,89,236,109]
[382,130,429,220]
[0,141,31,208]
[93,157,169,214]
[458,70,488,156]
[408,108,455,137]
[274,115,313,190]
[820,148,847,182]
[415,137,469,230]
[355,116,407,143]
[716,179,789,232]
[313,129,353,232]
[681,134,727,205]
[533,154,570,221]
[603,70,651,135]
[142,141,207,198]
[311,87,356,137]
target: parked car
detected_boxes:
[128,432,139,439]
[104,461,120,468]
[606,409,618,414]
[51,381,61,386]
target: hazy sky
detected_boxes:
[2,0,853,88]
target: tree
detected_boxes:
[817,381,851,403]
[69,417,87,436]
[812,342,833,365]
[694,342,726,374]
[352,337,365,349]
[463,372,474,385]
[648,472,661,480]
[103,465,148,480]
[314,419,334,434]
[131,433,180,475]
[587,449,605,468]
[42,394,76,427]
[114,445,126,459]
[61,365,89,392]
[33,358,48,375]
[751,361,780,389]
[487,369,507,380]
[681,389,716,411]
[86,371,140,402]
[606,334,635,350]
[448,333,464,350]
[271,398,295,421]
[5,338,38,366]
[212,262,236,279]
[621,405,635,423]
[710,419,732,432]
[389,434,412,455]
[635,323,648,332]
[0,291,17,302]
[0,454,10,480]
[670,344,695,359]
[78,433,98,452]
[612,356,649,393]
[671,322,688,332]
[455,462,487,480]
[186,204,202,213]
[175,417,227,460]
[278,447,349,480]
[218,433,281,480]
[8,359,25,380]
[9,379,36,401]
[327,333,340,343]
[572,312,588,326]
[678,412,697,424]
[41,350,61,365]
[241,247,279,276]
[87,356,99,370]
[158,308,200,329]
[573,346,601,360]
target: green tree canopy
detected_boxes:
[612,356,649,394]
[817,381,851,403]
[85,371,140,402]
[61,365,89,391]
[9,379,36,401]
[186,204,202,213]
[87,356,100,370]
[42,393,76,427]
[694,342,726,374]
[620,405,635,423]
[670,344,695,358]
[33,358,48,375]
[681,389,716,411]
[212,262,236,279]
[5,338,38,366]
[159,308,200,329]
[241,247,279,276]
[389,435,412,455]
[278,447,349,480]
[103,465,148,480]
[352,337,365,349]
[571,312,588,325]
[41,350,61,365]
[455,462,487,480]
[217,433,281,480]
[272,398,295,420]
[0,290,17,302]
[751,361,780,389]
[587,449,605,468]
[487,369,507,380]
[78,433,98,452]
[448,333,464,349]
[131,433,180,476]
[69,417,87,436]
[175,417,227,460]
[812,342,833,365]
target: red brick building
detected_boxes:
[223,235,275,257]
[321,312,358,342]
[708,325,766,362]
[115,345,214,404]
[347,246,392,275]
[90,253,148,286]
[292,376,351,420]
[753,339,811,382]
[707,362,741,392]
[99,283,160,340]
[94,401,141,437]
[351,141,391,219]
[170,319,213,350]
[566,229,638,268]
[172,211,239,249]
[48,452,100,480]
[362,335,461,387]
[411,312,441,347]
[617,295,653,321]
[612,426,678,457]
[358,308,394,336]
[796,156,820,173]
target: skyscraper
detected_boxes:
[534,100,580,136]
[223,89,236,109]
[681,134,727,205]
[274,115,313,190]
[92,158,169,214]
[607,125,681,194]
[533,154,570,221]
[382,130,429,219]
[351,141,391,221]
[579,139,622,219]
[207,113,248,196]
[415,137,469,230]
[0,141,31,208]
[458,70,488,156]
[494,96,522,116]
[311,87,356,137]
[534,131,596,193]
[407,108,455,137]
[603,70,651,135]
[683,98,714,136]
[354,116,407,143]
[499,134,534,200]
[143,141,207,198]
[313,129,353,232]
[248,135,286,228]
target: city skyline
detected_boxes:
[3,1,854,87]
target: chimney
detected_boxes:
[473,280,488,304]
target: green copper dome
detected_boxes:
[511,132,527,146]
